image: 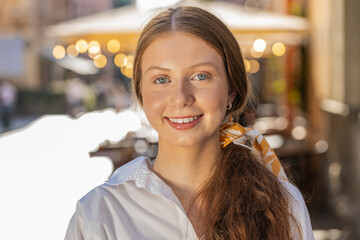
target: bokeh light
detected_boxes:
[75,39,88,53]
[107,39,121,53]
[329,162,341,176]
[93,54,107,68]
[88,41,101,55]
[315,140,329,153]
[264,134,284,149]
[114,53,127,67]
[249,59,260,73]
[250,47,263,58]
[52,45,66,59]
[272,42,286,56]
[275,117,289,130]
[291,126,307,140]
[253,38,267,52]
[88,50,101,59]
[253,120,267,132]
[293,116,307,127]
[121,64,133,78]
[134,139,149,153]
[120,55,134,78]
[126,55,134,65]
[66,44,79,58]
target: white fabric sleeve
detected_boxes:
[64,201,86,240]
[282,180,315,240]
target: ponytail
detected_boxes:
[193,144,300,240]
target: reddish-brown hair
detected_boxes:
[133,6,300,240]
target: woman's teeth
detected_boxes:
[169,116,199,123]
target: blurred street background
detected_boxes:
[0,0,359,239]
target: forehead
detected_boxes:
[141,31,223,71]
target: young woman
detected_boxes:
[66,6,314,240]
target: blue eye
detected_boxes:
[154,77,169,84]
[194,73,208,80]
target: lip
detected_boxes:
[165,114,203,130]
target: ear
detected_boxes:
[228,89,237,104]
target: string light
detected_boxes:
[88,41,101,55]
[249,59,260,73]
[93,54,107,68]
[126,55,134,65]
[107,39,121,53]
[75,39,88,53]
[272,42,286,56]
[114,53,127,67]
[66,44,79,58]
[250,47,263,58]
[121,63,133,78]
[253,38,267,52]
[53,45,66,59]
[89,50,101,59]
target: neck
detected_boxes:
[150,134,221,238]
[151,136,221,199]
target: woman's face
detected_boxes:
[140,31,235,148]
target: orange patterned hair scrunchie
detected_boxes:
[220,115,288,181]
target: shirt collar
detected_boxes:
[105,156,184,210]
[105,156,153,186]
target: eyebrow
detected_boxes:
[144,62,219,74]
[144,66,171,74]
[190,62,218,69]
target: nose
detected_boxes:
[170,79,195,108]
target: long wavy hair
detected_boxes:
[133,6,300,240]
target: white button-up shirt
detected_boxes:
[65,156,315,240]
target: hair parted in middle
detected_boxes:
[132,6,300,240]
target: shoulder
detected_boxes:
[65,156,151,239]
[281,180,304,206]
[78,156,151,207]
[279,180,315,240]
[280,180,309,217]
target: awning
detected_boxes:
[45,0,309,51]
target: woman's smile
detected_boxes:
[165,114,204,130]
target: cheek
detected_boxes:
[201,87,228,112]
[142,90,165,122]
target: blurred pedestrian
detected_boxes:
[108,84,130,112]
[0,81,17,130]
[66,6,314,240]
[65,78,86,116]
